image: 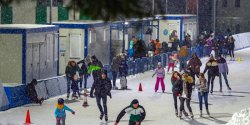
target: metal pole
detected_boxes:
[196,0,199,35]
[213,0,216,35]
[123,22,125,53]
[152,0,155,15]
[50,0,53,24]
[166,0,168,14]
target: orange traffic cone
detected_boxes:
[138,83,143,92]
[82,93,89,107]
[24,109,32,124]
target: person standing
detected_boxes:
[179,73,194,119]
[171,71,183,117]
[92,70,112,122]
[148,39,156,57]
[88,56,103,97]
[110,55,121,90]
[196,73,210,117]
[55,98,75,125]
[114,99,146,125]
[217,55,232,92]
[119,54,128,89]
[128,37,135,59]
[203,55,219,94]
[228,35,235,61]
[152,62,165,93]
[71,75,81,99]
[167,53,178,74]
[187,53,202,81]
[154,39,161,55]
[178,45,189,72]
[65,61,79,99]
[77,59,89,91]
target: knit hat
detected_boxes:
[101,69,107,75]
[132,99,139,104]
[58,98,64,105]
[157,62,162,66]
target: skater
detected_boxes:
[55,98,75,125]
[203,55,219,94]
[65,61,79,99]
[187,53,202,79]
[179,73,194,119]
[71,75,81,99]
[77,59,89,91]
[227,35,235,61]
[88,55,103,98]
[110,55,121,90]
[196,73,210,117]
[119,54,128,90]
[114,99,146,125]
[217,55,232,91]
[178,45,188,72]
[171,71,183,117]
[92,69,112,122]
[26,79,44,105]
[167,53,178,73]
[152,62,165,93]
[148,39,156,57]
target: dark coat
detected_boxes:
[93,77,112,97]
[119,59,128,76]
[90,59,103,78]
[187,56,202,74]
[65,65,79,78]
[203,60,219,76]
[26,83,38,101]
[71,79,80,92]
[110,57,121,72]
[77,60,88,76]
[171,78,183,94]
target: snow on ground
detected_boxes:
[1,48,250,125]
[226,108,250,125]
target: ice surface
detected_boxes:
[0,48,250,125]
[226,108,250,125]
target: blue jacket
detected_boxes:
[55,105,74,118]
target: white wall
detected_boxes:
[59,28,85,75]
[0,34,22,83]
[233,32,250,50]
[159,20,181,42]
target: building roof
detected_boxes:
[0,24,57,29]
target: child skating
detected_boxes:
[55,98,75,125]
[71,75,81,99]
[152,62,166,93]
[167,53,178,74]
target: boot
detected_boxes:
[183,110,189,117]
[200,110,202,117]
[175,109,178,117]
[228,87,232,90]
[178,111,182,118]
[206,109,210,115]
[190,112,194,119]
[100,114,104,120]
[219,88,222,92]
[105,115,108,122]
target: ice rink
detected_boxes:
[1,48,250,125]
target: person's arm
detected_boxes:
[77,60,84,65]
[225,62,229,74]
[115,106,130,123]
[65,66,69,76]
[139,106,146,123]
[55,109,59,117]
[203,64,208,74]
[64,105,75,114]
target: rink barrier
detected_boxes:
[0,80,9,111]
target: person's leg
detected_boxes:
[171,63,175,71]
[210,75,216,93]
[229,49,232,59]
[186,98,192,113]
[129,121,136,125]
[167,63,171,72]
[223,72,231,89]
[207,74,211,91]
[90,76,97,97]
[203,92,209,110]
[173,94,178,112]
[62,117,66,125]
[102,96,108,116]
[155,77,160,92]
[79,75,83,89]
[198,92,203,111]
[160,78,165,92]
[183,57,187,72]
[112,71,117,87]
[84,74,88,89]
[232,49,235,59]
[179,97,185,117]
[96,96,103,114]
[56,117,61,125]
[66,77,71,98]
[219,73,223,91]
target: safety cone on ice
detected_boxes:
[237,57,243,62]
[24,109,32,124]
[82,93,89,107]
[138,83,143,92]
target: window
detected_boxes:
[222,0,227,7]
[235,0,240,7]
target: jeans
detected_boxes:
[66,77,72,96]
[155,77,165,92]
[207,74,216,92]
[229,49,234,58]
[219,72,230,89]
[167,63,175,72]
[56,117,66,125]
[96,96,108,115]
[173,93,178,110]
[90,75,99,96]
[112,71,118,87]
[198,92,208,110]
[179,97,192,113]
[179,57,187,72]
[79,74,88,89]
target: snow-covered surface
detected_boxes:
[0,24,56,29]
[0,48,250,125]
[226,108,250,125]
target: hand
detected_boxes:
[227,72,228,75]
[72,112,75,115]
[136,122,140,125]
[114,122,118,125]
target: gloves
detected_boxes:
[72,112,75,115]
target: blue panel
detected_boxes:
[53,23,108,29]
[84,28,88,58]
[26,26,59,33]
[0,29,24,34]
[22,32,27,84]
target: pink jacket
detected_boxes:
[155,67,165,78]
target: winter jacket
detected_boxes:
[55,104,74,118]
[178,46,188,57]
[203,60,219,76]
[196,78,208,93]
[128,41,134,58]
[228,36,235,49]
[154,42,161,55]
[148,42,156,52]
[187,57,202,74]
[77,60,88,76]
[154,67,165,78]
[115,101,146,123]
[88,60,103,78]
[110,57,121,72]
[217,58,229,73]
[171,78,183,94]
[180,76,193,99]
[65,65,78,78]
[71,79,80,91]
[92,77,112,97]
[119,59,128,76]
[26,83,38,101]
[161,42,169,53]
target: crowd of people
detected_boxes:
[24,31,236,124]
